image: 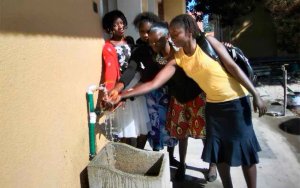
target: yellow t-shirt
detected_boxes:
[175,45,248,103]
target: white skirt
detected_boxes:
[113,73,150,138]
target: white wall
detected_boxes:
[99,0,158,41]
[148,0,159,15]
[117,0,142,40]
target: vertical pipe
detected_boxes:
[88,93,96,159]
[87,85,98,159]
[87,84,106,159]
[282,65,287,116]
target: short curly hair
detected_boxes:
[102,10,128,33]
[133,12,160,30]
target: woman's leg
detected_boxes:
[208,163,217,182]
[167,146,180,167]
[202,139,217,182]
[178,138,188,164]
[175,138,188,180]
[242,164,257,188]
[217,163,233,188]
[136,134,147,149]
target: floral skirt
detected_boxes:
[166,93,206,139]
[145,87,178,150]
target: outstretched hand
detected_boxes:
[108,89,120,103]
[252,95,267,117]
[101,98,123,112]
[101,90,122,112]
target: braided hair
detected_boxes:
[170,14,202,38]
[102,10,128,34]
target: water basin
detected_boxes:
[87,142,171,188]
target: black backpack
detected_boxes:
[196,34,254,82]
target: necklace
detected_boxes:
[155,53,168,65]
[154,40,178,65]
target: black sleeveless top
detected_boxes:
[168,66,203,103]
[159,41,203,103]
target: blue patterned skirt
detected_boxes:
[145,86,178,150]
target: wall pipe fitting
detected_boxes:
[86,84,107,159]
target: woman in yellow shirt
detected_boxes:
[112,14,267,188]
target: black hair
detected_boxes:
[124,36,135,49]
[133,12,161,29]
[170,14,202,38]
[102,10,128,33]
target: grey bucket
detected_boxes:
[87,142,172,188]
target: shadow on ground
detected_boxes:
[170,166,208,188]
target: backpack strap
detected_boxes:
[196,33,219,61]
[196,33,254,81]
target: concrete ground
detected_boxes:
[145,83,300,188]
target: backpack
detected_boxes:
[196,34,254,82]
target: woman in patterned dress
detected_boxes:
[108,13,179,163]
[146,22,216,181]
[116,14,267,188]
[100,10,150,146]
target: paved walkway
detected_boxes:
[145,87,300,187]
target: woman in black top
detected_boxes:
[123,21,217,181]
[109,13,179,163]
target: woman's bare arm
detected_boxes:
[120,60,177,99]
[206,36,267,116]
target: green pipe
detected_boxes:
[87,84,107,160]
[87,84,106,160]
[88,93,96,159]
[87,85,100,160]
[88,93,95,112]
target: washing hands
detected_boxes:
[101,89,124,112]
[100,91,114,111]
